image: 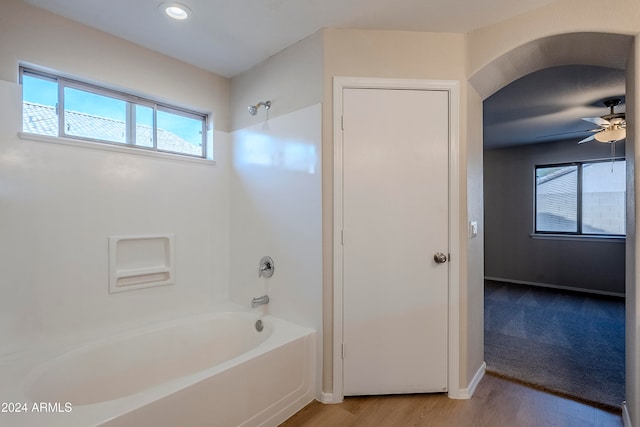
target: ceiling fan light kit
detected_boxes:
[579,98,626,144]
[594,126,626,143]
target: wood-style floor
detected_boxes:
[280,374,623,427]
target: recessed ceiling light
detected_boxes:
[159,2,191,20]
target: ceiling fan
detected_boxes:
[578,98,626,144]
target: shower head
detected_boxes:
[248,100,271,116]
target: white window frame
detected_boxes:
[20,66,210,160]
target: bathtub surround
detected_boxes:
[0,82,232,357]
[230,104,324,396]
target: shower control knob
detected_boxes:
[433,252,448,264]
[258,256,275,278]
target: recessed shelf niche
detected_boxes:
[108,234,175,293]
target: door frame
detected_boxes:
[332,77,462,401]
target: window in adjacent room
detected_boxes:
[535,159,626,236]
[20,66,209,159]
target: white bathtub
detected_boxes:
[0,311,316,427]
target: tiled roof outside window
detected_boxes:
[23,102,202,156]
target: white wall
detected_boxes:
[321,28,483,394]
[465,84,485,389]
[467,0,639,94]
[1,0,230,132]
[0,1,232,357]
[230,32,323,132]
[626,35,638,427]
[485,139,626,295]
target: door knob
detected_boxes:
[433,252,448,264]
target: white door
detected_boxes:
[342,87,449,395]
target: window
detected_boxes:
[20,67,208,158]
[535,160,626,236]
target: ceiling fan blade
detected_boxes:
[536,129,596,139]
[582,116,610,127]
[578,134,596,144]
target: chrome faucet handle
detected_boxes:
[258,256,274,278]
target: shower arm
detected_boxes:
[248,100,271,116]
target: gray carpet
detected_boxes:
[484,280,625,411]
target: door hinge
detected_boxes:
[341,115,344,131]
[341,230,344,245]
[341,343,345,359]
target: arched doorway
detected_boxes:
[470,31,635,417]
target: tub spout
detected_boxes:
[251,295,269,308]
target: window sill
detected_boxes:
[530,233,625,243]
[19,132,216,166]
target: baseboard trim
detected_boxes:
[449,361,486,399]
[485,277,625,298]
[623,401,633,427]
[322,362,488,403]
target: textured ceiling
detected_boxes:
[484,65,626,149]
[23,0,558,78]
